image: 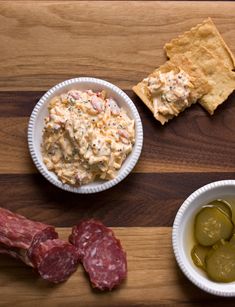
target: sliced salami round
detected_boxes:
[27,227,58,262]
[69,219,114,260]
[83,235,127,290]
[69,219,127,290]
[32,239,79,283]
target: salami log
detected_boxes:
[0,207,79,283]
[0,207,58,266]
[69,220,127,290]
[31,239,79,283]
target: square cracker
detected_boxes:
[133,53,210,124]
[186,46,235,114]
[164,18,235,71]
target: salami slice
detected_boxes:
[69,219,114,260]
[83,235,127,290]
[31,239,79,283]
[69,220,127,290]
[0,207,58,266]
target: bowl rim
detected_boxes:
[28,77,143,194]
[172,179,235,297]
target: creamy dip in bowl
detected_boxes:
[28,77,143,194]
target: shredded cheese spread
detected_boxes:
[41,89,135,185]
[144,69,194,117]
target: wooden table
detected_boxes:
[1,1,235,305]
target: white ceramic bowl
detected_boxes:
[28,77,143,193]
[173,180,235,296]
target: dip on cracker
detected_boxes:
[133,54,210,124]
[133,17,235,123]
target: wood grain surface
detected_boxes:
[0,1,235,91]
[1,172,235,227]
[1,227,233,307]
[1,91,235,175]
[1,1,235,306]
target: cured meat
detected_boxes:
[0,207,58,266]
[83,235,127,290]
[0,208,79,283]
[69,220,127,290]
[32,239,79,283]
[69,219,114,260]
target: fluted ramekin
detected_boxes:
[28,77,143,193]
[173,180,235,296]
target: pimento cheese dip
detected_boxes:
[144,69,194,117]
[41,89,135,185]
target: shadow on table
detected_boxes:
[29,170,148,227]
[0,254,62,290]
[175,268,235,306]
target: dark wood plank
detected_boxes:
[1,90,235,174]
[0,172,234,227]
[0,91,43,117]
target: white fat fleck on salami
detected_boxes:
[108,264,116,270]
[90,247,97,257]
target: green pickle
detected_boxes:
[195,207,233,246]
[206,242,235,282]
[207,199,232,219]
[191,245,211,270]
[212,238,226,250]
[191,199,235,283]
[230,234,235,246]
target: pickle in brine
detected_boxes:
[207,200,232,219]
[191,244,211,270]
[230,234,235,246]
[206,242,235,282]
[195,207,233,246]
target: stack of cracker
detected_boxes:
[133,18,235,125]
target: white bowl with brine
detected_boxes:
[28,77,143,193]
[172,180,235,296]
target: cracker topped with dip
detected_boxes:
[133,54,210,124]
[133,18,235,124]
